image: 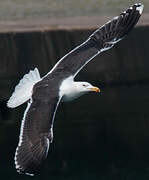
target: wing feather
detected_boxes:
[45,4,143,79]
[14,80,61,176]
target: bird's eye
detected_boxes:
[83,84,86,87]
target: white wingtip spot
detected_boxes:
[25,172,34,176]
[136,4,144,14]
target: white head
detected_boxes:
[75,81,100,94]
[60,79,100,102]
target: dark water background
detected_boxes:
[0,1,149,179]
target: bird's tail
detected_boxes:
[7,68,41,108]
[90,3,144,51]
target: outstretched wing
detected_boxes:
[47,3,143,78]
[14,80,61,176]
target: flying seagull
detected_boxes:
[7,3,143,176]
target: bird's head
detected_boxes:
[75,82,100,94]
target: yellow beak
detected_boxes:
[90,86,100,93]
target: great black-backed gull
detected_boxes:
[7,3,143,176]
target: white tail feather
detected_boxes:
[7,68,41,108]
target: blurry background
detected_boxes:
[0,0,149,180]
[0,0,148,20]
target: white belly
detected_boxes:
[61,92,83,102]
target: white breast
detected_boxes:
[59,76,83,102]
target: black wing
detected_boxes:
[14,80,61,176]
[49,3,143,78]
